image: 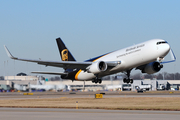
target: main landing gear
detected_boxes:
[123,70,133,84]
[92,78,102,84]
[92,74,102,84]
[92,75,102,84]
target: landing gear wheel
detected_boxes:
[123,78,127,83]
[95,79,98,84]
[99,79,102,84]
[130,79,133,84]
[126,79,130,83]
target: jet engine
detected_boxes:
[86,61,107,74]
[141,62,163,74]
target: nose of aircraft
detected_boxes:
[157,41,171,58]
[165,43,170,52]
[159,43,170,56]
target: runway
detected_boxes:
[0,108,180,120]
[0,91,179,119]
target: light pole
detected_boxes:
[4,61,6,80]
[7,60,8,80]
[14,60,15,80]
[174,63,176,80]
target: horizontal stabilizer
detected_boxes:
[31,71,68,75]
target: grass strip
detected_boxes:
[0,97,180,111]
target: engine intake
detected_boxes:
[87,61,107,74]
[142,62,163,74]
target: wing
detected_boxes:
[4,45,92,70]
[4,46,121,71]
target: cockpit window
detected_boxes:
[157,41,167,45]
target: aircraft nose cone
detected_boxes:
[158,43,170,57]
[166,44,170,52]
[162,43,170,56]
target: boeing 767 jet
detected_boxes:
[4,38,176,84]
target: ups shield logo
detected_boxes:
[61,49,68,61]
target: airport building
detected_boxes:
[46,79,180,91]
[1,72,180,91]
[4,72,38,81]
[0,73,39,91]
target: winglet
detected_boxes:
[4,45,17,59]
[162,49,176,64]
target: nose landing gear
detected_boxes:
[123,70,133,84]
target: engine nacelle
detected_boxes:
[86,61,107,74]
[142,62,163,74]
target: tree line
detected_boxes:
[103,72,180,80]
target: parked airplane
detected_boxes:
[4,38,176,84]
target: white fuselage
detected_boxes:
[75,39,170,81]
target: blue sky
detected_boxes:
[0,0,180,78]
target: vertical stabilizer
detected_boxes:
[56,38,76,61]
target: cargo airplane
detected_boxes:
[4,38,176,84]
